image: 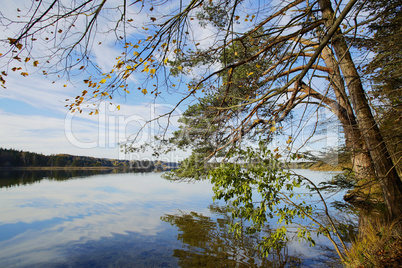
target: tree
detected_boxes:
[353,0,402,176]
[1,0,401,259]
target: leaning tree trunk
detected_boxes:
[297,39,376,180]
[321,46,375,181]
[319,0,402,221]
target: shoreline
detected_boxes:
[0,166,121,171]
[0,162,350,172]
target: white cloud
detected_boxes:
[0,0,198,160]
[0,74,72,114]
[0,97,185,159]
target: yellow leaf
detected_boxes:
[163,58,168,65]
[89,111,93,115]
[116,105,121,110]
[33,61,39,67]
[177,66,183,71]
[247,72,254,77]
[100,78,106,84]
[95,110,99,115]
[25,57,30,62]
[150,69,156,75]
[142,88,147,95]
[63,84,67,87]
[270,126,277,132]
[20,72,28,77]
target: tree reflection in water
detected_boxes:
[0,169,128,189]
[161,204,302,267]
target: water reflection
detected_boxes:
[0,170,349,267]
[162,204,303,267]
[0,171,214,267]
[0,169,122,189]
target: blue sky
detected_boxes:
[0,68,190,160]
[0,0,344,162]
[0,0,196,160]
[0,0,244,161]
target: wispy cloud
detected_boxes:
[0,0,190,159]
[0,97,184,159]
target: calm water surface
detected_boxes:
[0,169,347,267]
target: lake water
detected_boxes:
[0,169,349,267]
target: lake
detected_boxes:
[0,169,350,267]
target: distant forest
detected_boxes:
[0,148,176,171]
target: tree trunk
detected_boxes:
[320,46,375,180]
[319,0,402,221]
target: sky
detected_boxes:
[0,0,344,162]
[0,0,194,161]
[0,0,252,161]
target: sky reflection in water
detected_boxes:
[0,170,345,267]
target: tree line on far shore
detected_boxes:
[0,148,176,171]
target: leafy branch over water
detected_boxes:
[166,141,350,261]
